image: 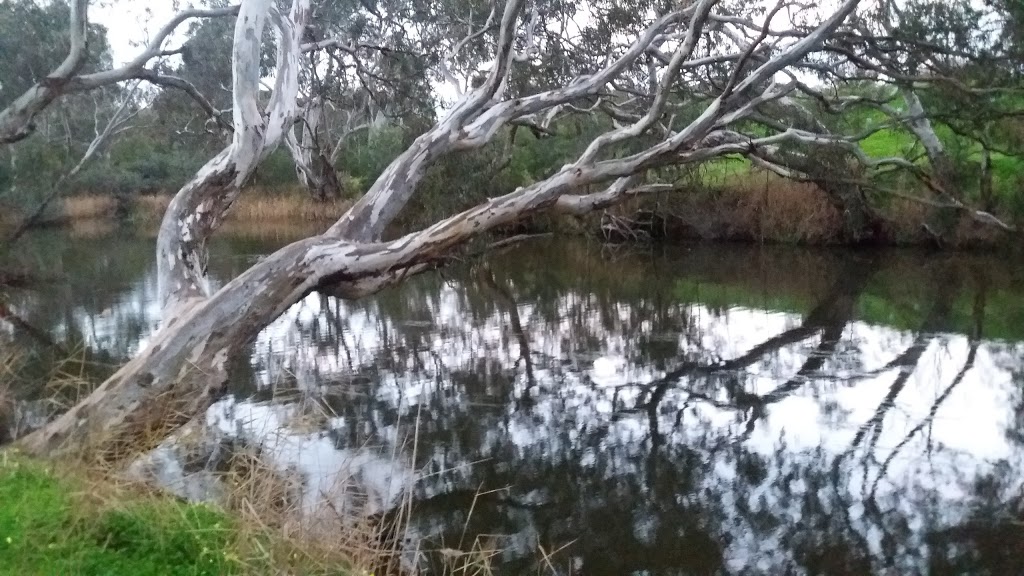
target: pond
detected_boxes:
[5,228,1024,575]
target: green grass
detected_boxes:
[858,128,917,159]
[0,455,241,575]
[0,453,351,576]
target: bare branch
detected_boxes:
[0,3,240,144]
[5,83,142,244]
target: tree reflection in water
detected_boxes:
[6,233,1024,574]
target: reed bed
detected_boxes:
[637,170,1013,247]
[63,191,353,226]
[61,194,119,221]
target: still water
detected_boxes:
[6,229,1024,575]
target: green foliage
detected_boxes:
[251,149,301,189]
[336,126,411,191]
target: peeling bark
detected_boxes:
[157,0,310,311]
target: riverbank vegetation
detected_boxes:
[0,451,386,575]
[1,0,1022,248]
[26,114,1024,248]
[4,0,1024,572]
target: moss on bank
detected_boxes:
[0,452,351,576]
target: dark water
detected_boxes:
[6,229,1024,575]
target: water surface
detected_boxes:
[6,229,1024,575]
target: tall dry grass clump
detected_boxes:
[233,191,353,222]
[729,175,844,244]
[62,195,118,221]
[644,172,845,244]
[132,194,173,225]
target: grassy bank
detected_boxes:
[0,452,359,575]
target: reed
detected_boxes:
[628,170,1015,247]
[64,191,353,226]
[229,193,353,223]
[62,195,118,221]
[728,174,844,244]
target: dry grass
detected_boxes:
[645,173,846,244]
[62,195,119,221]
[132,194,172,224]
[728,175,844,244]
[3,354,517,576]
[63,191,353,227]
[627,170,1014,247]
[230,192,353,223]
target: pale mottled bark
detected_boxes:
[157,0,310,311]
[286,98,342,200]
[900,89,966,239]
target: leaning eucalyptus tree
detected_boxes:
[13,0,882,456]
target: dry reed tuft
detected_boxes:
[230,191,353,223]
[132,194,172,224]
[62,195,118,221]
[728,174,844,244]
[642,172,846,244]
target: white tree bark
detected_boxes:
[285,97,344,200]
[156,0,310,312]
[901,88,960,199]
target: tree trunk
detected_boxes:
[901,89,962,241]
[288,98,342,201]
[980,143,993,213]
